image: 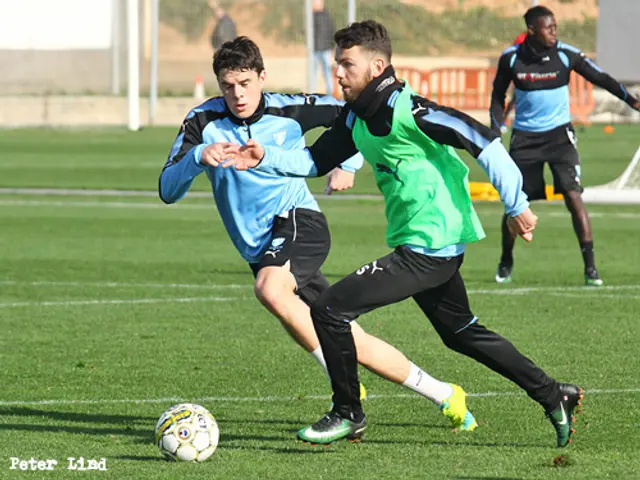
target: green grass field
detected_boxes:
[1,126,639,479]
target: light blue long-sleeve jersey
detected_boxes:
[159,93,363,263]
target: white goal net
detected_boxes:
[583,146,640,204]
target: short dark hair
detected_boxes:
[213,36,265,76]
[524,6,554,28]
[334,20,392,62]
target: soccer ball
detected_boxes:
[155,403,219,462]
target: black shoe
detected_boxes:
[297,411,367,445]
[495,263,513,284]
[547,383,584,447]
[585,268,603,287]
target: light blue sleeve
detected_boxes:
[476,138,529,216]
[159,144,207,203]
[256,146,319,177]
[339,153,364,173]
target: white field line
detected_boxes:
[549,292,640,300]
[2,280,640,294]
[0,188,189,198]
[0,190,382,201]
[0,199,213,210]
[0,296,243,309]
[547,211,640,219]
[1,283,639,309]
[3,197,640,218]
[467,285,640,295]
[0,280,252,290]
[0,388,638,407]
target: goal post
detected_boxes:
[127,0,140,131]
[582,145,640,204]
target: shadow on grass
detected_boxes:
[0,406,154,439]
[429,440,548,449]
[0,406,155,424]
[217,417,448,430]
[221,445,336,454]
[0,423,152,439]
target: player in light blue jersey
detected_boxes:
[158,36,477,431]
[491,6,640,286]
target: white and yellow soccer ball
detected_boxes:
[155,403,220,462]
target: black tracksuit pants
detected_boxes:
[310,247,562,420]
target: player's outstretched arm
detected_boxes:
[568,45,640,110]
[222,138,322,177]
[225,108,359,178]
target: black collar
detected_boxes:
[348,65,404,120]
[522,36,557,62]
[226,94,266,126]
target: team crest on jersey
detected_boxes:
[273,130,287,146]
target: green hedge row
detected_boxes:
[160,0,596,53]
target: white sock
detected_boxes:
[310,346,331,381]
[402,362,453,405]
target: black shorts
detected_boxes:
[509,123,583,201]
[249,208,331,306]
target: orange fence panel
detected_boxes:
[569,73,594,125]
[334,66,594,122]
[393,66,430,97]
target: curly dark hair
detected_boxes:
[333,20,392,62]
[213,36,265,76]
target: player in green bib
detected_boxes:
[213,21,583,448]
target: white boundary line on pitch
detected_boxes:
[1,283,639,309]
[0,296,243,309]
[0,280,252,289]
[467,285,640,295]
[1,388,639,407]
[2,280,640,293]
[0,199,214,210]
[4,198,640,218]
[549,292,640,300]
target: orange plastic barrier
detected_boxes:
[425,67,496,110]
[334,66,594,122]
[568,73,594,125]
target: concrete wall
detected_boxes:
[597,0,640,83]
[0,50,116,94]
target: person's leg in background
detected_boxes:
[550,126,602,286]
[320,50,334,96]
